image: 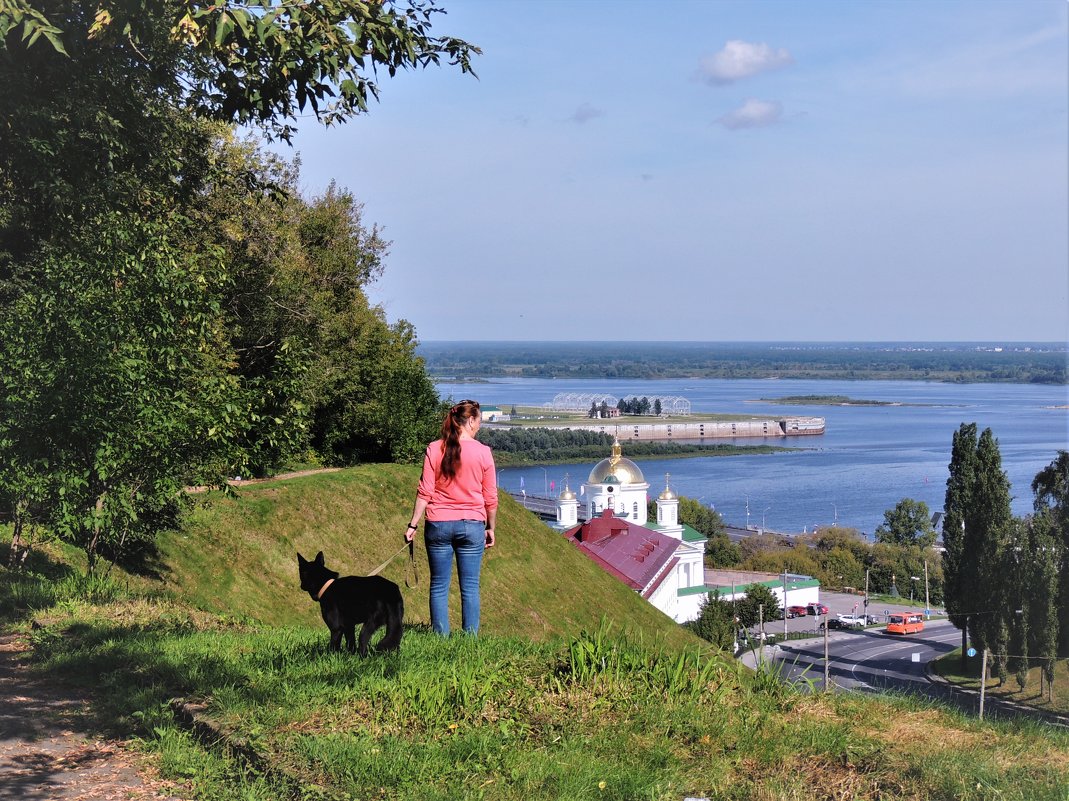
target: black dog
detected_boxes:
[297,551,404,655]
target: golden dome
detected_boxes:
[559,487,577,501]
[657,473,676,500]
[587,438,645,485]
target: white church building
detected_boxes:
[553,439,710,623]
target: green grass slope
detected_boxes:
[159,466,696,647]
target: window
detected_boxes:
[633,502,639,517]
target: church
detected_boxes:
[553,439,710,623]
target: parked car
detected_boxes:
[806,603,829,616]
[836,614,867,629]
[786,605,808,619]
[818,619,844,631]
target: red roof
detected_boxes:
[562,509,680,592]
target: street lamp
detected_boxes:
[540,467,548,495]
[762,506,771,531]
[910,576,920,603]
[832,504,838,526]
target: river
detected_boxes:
[434,377,1069,537]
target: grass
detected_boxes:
[932,649,1069,717]
[13,596,1069,801]
[4,468,1069,800]
[150,465,696,646]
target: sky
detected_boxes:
[280,0,1069,343]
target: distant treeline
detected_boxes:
[478,428,788,466]
[421,342,1067,384]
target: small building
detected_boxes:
[481,405,510,422]
[705,569,820,609]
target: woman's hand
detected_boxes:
[485,527,495,548]
[404,524,418,543]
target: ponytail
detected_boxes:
[439,399,480,480]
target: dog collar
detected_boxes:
[316,578,335,600]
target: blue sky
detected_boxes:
[283,0,1068,342]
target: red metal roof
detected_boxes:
[562,509,680,592]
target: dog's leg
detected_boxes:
[377,599,404,653]
[345,625,357,654]
[329,628,342,651]
[357,620,376,657]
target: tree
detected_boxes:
[735,583,780,629]
[704,533,741,568]
[688,593,737,650]
[942,424,1013,670]
[2,0,479,142]
[654,398,662,416]
[875,498,936,549]
[1032,452,1069,662]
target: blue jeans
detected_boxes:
[424,519,486,636]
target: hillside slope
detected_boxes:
[159,466,696,647]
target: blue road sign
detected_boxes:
[967,647,977,657]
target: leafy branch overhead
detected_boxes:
[2,0,480,139]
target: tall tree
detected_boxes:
[943,423,979,667]
[1032,451,1069,660]
[875,498,937,548]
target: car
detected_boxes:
[818,619,844,631]
[806,603,829,616]
[785,605,808,619]
[836,614,866,629]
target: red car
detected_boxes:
[785,605,808,619]
[806,603,829,616]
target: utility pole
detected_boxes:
[758,603,765,665]
[782,569,788,641]
[979,648,989,720]
[924,560,930,620]
[864,569,870,619]
[823,615,830,691]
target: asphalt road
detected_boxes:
[752,619,1068,728]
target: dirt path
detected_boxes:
[0,634,188,801]
[185,466,341,494]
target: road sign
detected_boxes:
[967,647,977,657]
[924,608,931,616]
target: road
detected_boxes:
[756,620,1068,728]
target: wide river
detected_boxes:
[434,377,1069,538]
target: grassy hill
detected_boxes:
[3,467,1069,800]
[157,465,696,647]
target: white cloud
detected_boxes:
[699,40,793,85]
[717,99,783,130]
[569,102,605,124]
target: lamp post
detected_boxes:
[910,576,920,603]
[762,506,771,532]
[832,504,838,526]
[540,467,548,495]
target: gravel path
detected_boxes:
[0,634,188,801]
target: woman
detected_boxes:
[404,399,497,635]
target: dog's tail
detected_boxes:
[377,594,404,653]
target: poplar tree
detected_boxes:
[1032,451,1069,659]
[942,424,1013,672]
[943,423,979,669]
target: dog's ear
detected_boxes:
[297,552,306,564]
[314,551,324,565]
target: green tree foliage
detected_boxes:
[0,212,240,572]
[0,1,472,568]
[735,582,780,630]
[1032,451,1068,661]
[1,0,478,141]
[942,424,1014,670]
[704,533,741,568]
[687,594,737,650]
[875,498,936,548]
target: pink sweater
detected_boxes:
[417,439,498,522]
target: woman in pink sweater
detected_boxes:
[404,399,497,635]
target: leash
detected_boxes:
[368,540,420,589]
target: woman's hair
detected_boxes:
[439,399,481,480]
